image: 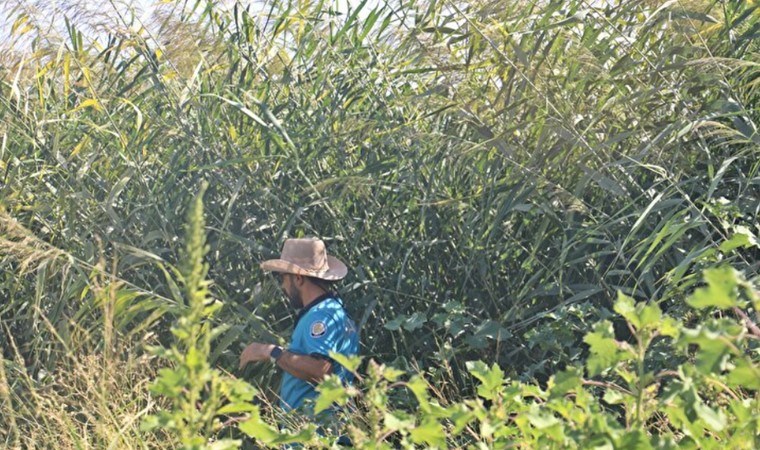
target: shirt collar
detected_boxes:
[294,291,339,329]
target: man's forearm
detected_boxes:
[276,350,332,383]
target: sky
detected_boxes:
[1,0,385,57]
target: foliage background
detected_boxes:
[0,0,758,448]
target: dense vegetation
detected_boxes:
[1,0,758,448]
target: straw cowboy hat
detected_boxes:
[260,237,348,280]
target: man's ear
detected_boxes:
[293,274,305,286]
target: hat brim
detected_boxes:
[260,255,347,280]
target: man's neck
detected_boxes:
[293,290,335,329]
[300,288,330,308]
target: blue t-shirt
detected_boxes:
[280,294,359,412]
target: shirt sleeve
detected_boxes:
[299,310,343,358]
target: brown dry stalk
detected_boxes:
[0,208,68,274]
[732,306,760,340]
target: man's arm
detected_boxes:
[239,342,332,383]
[276,350,332,383]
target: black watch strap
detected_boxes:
[270,345,284,361]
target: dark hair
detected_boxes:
[306,276,336,293]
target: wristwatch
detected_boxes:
[270,345,284,362]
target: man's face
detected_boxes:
[278,273,303,309]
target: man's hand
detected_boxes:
[239,342,276,370]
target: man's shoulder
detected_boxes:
[298,298,352,334]
[303,297,346,323]
[291,298,354,356]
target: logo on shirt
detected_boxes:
[310,320,327,338]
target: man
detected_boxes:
[239,237,359,413]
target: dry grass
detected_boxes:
[0,0,758,447]
[1,335,175,449]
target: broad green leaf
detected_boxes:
[185,346,204,371]
[447,403,474,434]
[616,429,653,450]
[140,412,176,432]
[381,365,405,382]
[409,418,445,447]
[329,351,363,373]
[222,377,258,400]
[406,376,430,412]
[384,315,406,331]
[466,361,505,400]
[473,320,512,341]
[384,410,415,431]
[659,317,680,338]
[207,440,243,450]
[614,292,663,331]
[151,368,186,397]
[727,358,760,390]
[603,388,626,405]
[402,312,427,331]
[687,266,740,310]
[217,402,257,414]
[729,397,754,423]
[680,324,735,374]
[525,406,559,429]
[614,292,640,328]
[314,375,348,414]
[720,226,759,253]
[239,408,314,445]
[694,402,726,432]
[639,302,662,329]
[548,367,581,399]
[584,321,632,376]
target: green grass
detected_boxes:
[1,0,758,447]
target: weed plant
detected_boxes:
[1,0,758,448]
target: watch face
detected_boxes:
[270,346,283,359]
